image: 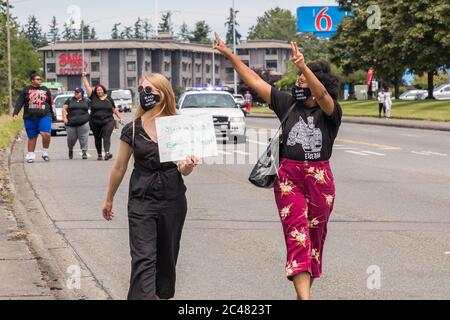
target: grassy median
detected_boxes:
[251,100,450,122]
[0,115,23,150]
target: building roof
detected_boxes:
[38,39,292,52]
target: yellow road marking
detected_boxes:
[336,138,401,150]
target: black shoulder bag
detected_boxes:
[248,103,297,188]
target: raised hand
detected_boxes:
[214,32,233,56]
[291,41,306,71]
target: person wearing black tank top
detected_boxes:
[82,73,125,161]
[102,73,199,300]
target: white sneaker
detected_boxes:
[25,153,36,163]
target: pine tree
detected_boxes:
[121,26,133,40]
[134,18,144,39]
[178,22,190,41]
[62,19,76,40]
[111,23,121,39]
[225,8,242,45]
[23,15,47,48]
[47,16,59,44]
[158,11,173,33]
[189,21,212,44]
[143,19,152,39]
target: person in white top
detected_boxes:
[377,88,386,118]
[384,89,393,119]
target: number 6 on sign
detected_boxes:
[156,114,218,163]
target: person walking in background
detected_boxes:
[377,88,386,118]
[384,88,393,119]
[244,90,253,113]
[62,88,90,160]
[214,33,342,300]
[82,73,124,161]
[12,71,54,163]
[102,73,198,300]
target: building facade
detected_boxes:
[39,38,292,92]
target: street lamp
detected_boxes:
[232,0,237,94]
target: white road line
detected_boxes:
[411,151,447,157]
[217,150,232,155]
[345,151,369,156]
[234,150,250,156]
[361,151,386,156]
[334,147,359,150]
[444,252,450,255]
[248,139,269,146]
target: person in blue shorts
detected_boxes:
[12,71,54,163]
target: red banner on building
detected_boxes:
[57,52,86,75]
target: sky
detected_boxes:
[10,0,338,40]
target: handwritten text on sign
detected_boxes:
[156,114,218,163]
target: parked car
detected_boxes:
[233,94,248,116]
[177,89,246,144]
[111,89,133,112]
[399,90,428,100]
[433,84,450,100]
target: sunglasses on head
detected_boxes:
[138,86,153,95]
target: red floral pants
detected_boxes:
[274,158,336,280]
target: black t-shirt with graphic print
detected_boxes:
[270,87,342,162]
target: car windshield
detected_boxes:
[434,84,447,91]
[54,96,71,109]
[112,91,132,100]
[182,94,237,108]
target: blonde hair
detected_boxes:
[135,73,177,119]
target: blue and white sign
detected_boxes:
[297,6,352,38]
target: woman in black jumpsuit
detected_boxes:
[102,73,198,300]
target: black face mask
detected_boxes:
[292,86,312,103]
[139,92,161,112]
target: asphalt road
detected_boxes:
[15,114,450,300]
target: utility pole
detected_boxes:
[212,40,216,87]
[6,0,13,114]
[81,20,85,72]
[154,0,159,36]
[232,0,237,94]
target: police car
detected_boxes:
[177,87,246,144]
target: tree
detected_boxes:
[47,16,59,44]
[143,19,152,39]
[330,2,406,98]
[0,1,41,114]
[23,15,47,49]
[413,70,450,89]
[111,23,121,39]
[178,22,190,41]
[62,19,77,40]
[225,8,242,45]
[134,18,144,39]
[189,21,211,44]
[121,26,133,40]
[247,7,297,41]
[333,0,450,99]
[158,11,173,33]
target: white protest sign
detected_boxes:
[156,114,218,163]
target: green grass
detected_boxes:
[0,115,23,150]
[251,100,450,122]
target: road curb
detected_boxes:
[248,114,450,132]
[8,135,112,300]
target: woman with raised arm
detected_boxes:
[102,73,198,300]
[214,33,342,300]
[82,73,124,161]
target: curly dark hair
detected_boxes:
[305,60,340,100]
[29,70,41,81]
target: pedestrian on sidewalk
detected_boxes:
[384,88,393,119]
[377,88,386,118]
[102,73,199,300]
[82,73,124,161]
[62,88,90,160]
[214,33,342,300]
[12,70,54,163]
